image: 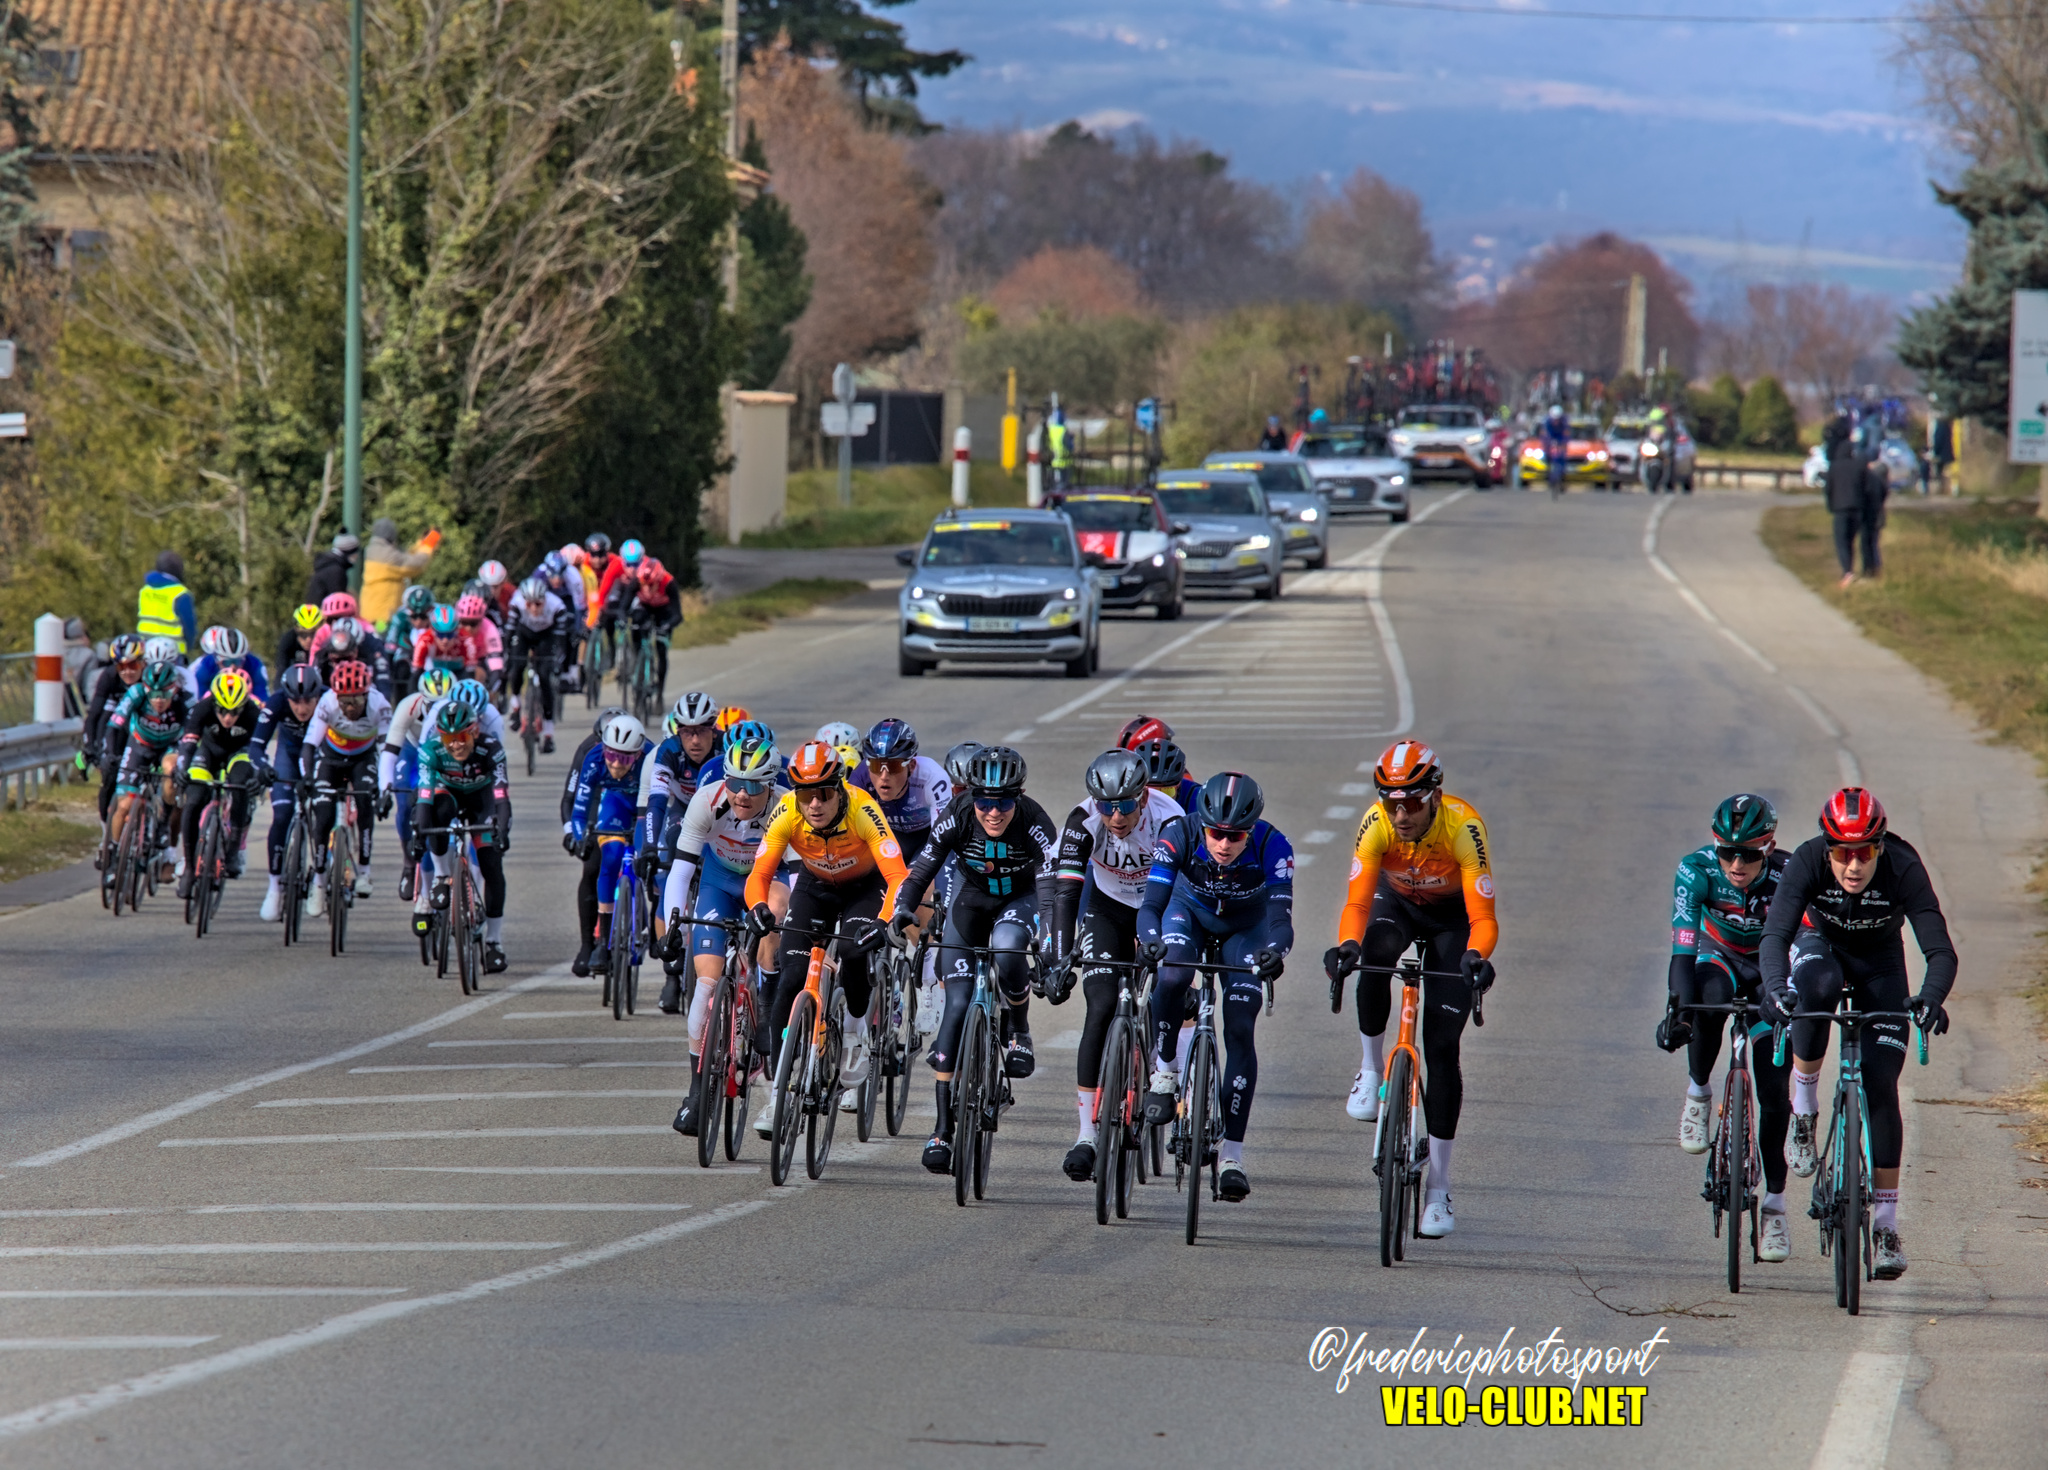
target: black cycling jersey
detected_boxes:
[1759,833,1957,1005]
[178,695,262,768]
[898,791,1059,914]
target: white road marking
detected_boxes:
[1001,728,1034,742]
[0,1243,571,1258]
[10,966,574,1168]
[0,1289,406,1300]
[1322,806,1356,820]
[1338,782,1373,795]
[349,1063,569,1074]
[369,1165,754,1176]
[1809,1352,1907,1470]
[574,1061,690,1069]
[159,1127,677,1148]
[500,1011,653,1021]
[0,1198,773,1440]
[183,1203,688,1215]
[0,1339,219,1351]
[1302,831,1336,844]
[254,1091,677,1108]
[1295,854,1316,868]
[1032,604,1262,726]
[426,1037,681,1048]
[1037,1030,1083,1051]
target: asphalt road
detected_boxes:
[0,488,2042,1468]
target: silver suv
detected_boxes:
[1152,470,1287,600]
[1200,452,1331,569]
[896,508,1102,678]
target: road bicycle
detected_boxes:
[862,925,925,1141]
[764,916,885,1187]
[945,940,1042,1208]
[1079,954,1160,1226]
[180,769,233,939]
[1165,951,1273,1246]
[596,840,644,1020]
[1773,999,1929,1316]
[106,769,171,917]
[580,625,611,710]
[420,819,491,996]
[316,776,372,958]
[512,651,558,777]
[280,780,315,948]
[1686,1000,1766,1293]
[619,627,662,726]
[670,910,762,1167]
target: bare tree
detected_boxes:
[1704,283,1896,400]
[1897,0,2048,170]
[1296,168,1448,327]
[1456,233,1697,378]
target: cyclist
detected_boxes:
[454,593,506,690]
[661,726,790,1137]
[639,692,725,1004]
[744,740,907,1138]
[567,713,649,976]
[172,668,263,899]
[1048,746,1185,1182]
[274,603,323,675]
[505,576,571,753]
[848,718,951,868]
[1128,736,1198,814]
[1659,793,1795,1262]
[1541,404,1570,495]
[187,625,269,704]
[474,559,512,625]
[250,662,327,922]
[309,595,393,693]
[891,745,1057,1174]
[1760,789,1957,1281]
[619,556,681,706]
[381,666,458,930]
[411,604,478,683]
[418,699,512,973]
[563,705,629,975]
[81,634,146,843]
[595,537,644,622]
[384,585,437,698]
[1138,771,1293,1204]
[107,661,194,879]
[300,659,393,917]
[1326,740,1495,1238]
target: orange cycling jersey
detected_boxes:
[1338,791,1498,956]
[746,783,907,917]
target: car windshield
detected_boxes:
[1208,461,1312,498]
[1155,480,1263,518]
[1607,423,1644,442]
[1398,406,1481,428]
[1569,419,1601,437]
[1060,496,1156,533]
[1298,428,1390,458]
[921,520,1074,567]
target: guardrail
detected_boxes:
[1696,462,1810,492]
[0,718,82,811]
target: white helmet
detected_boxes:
[143,636,181,665]
[815,721,860,749]
[601,713,647,754]
[672,691,718,728]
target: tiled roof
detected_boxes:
[20,0,308,160]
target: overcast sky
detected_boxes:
[901,0,1964,305]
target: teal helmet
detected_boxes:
[436,700,478,736]
[403,584,434,618]
[1712,793,1777,847]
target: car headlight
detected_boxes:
[1642,443,1660,457]
[1299,507,1319,522]
[1151,554,1165,568]
[1241,534,1271,551]
[1587,450,1608,462]
[1527,448,1547,463]
[1465,433,1484,446]
[1388,474,1405,487]
[909,585,926,600]
[1062,587,1078,601]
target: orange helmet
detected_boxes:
[787,739,843,788]
[1372,740,1442,798]
[716,704,752,732]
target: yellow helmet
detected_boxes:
[210,668,253,712]
[293,603,323,631]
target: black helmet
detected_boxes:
[1196,771,1264,832]
[1132,737,1186,787]
[861,717,919,762]
[585,532,612,556]
[942,741,983,790]
[966,744,1026,797]
[280,663,325,701]
[593,706,627,736]
[1712,793,1777,847]
[1085,749,1148,804]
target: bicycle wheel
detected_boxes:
[697,977,733,1169]
[456,869,478,997]
[769,992,812,1187]
[281,817,305,947]
[141,806,160,898]
[1726,1074,1747,1295]
[193,813,220,939]
[953,1006,986,1208]
[1184,1034,1212,1246]
[111,818,137,917]
[610,904,630,1021]
[1379,1050,1414,1267]
[1114,1090,1135,1219]
[727,986,756,1160]
[1840,1098,1863,1316]
[1094,1018,1126,1226]
[327,842,348,957]
[521,675,539,777]
[807,992,845,1181]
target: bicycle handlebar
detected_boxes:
[1769,1008,1928,1068]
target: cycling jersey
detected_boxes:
[302,688,394,769]
[1759,833,1957,1006]
[568,744,645,843]
[177,694,261,773]
[638,737,723,850]
[184,652,270,704]
[249,686,313,777]
[847,756,953,845]
[1054,788,1184,912]
[1339,792,1497,955]
[668,778,782,877]
[745,784,906,915]
[1672,844,1788,959]
[111,684,193,789]
[899,791,1058,914]
[509,590,570,639]
[418,728,509,797]
[1139,813,1295,947]
[83,665,140,756]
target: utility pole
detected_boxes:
[1621,273,1647,381]
[342,0,364,587]
[721,0,740,313]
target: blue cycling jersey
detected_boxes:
[571,745,645,842]
[640,736,723,849]
[1138,813,1294,953]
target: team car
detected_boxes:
[1049,489,1186,619]
[1388,404,1491,485]
[1201,453,1332,568]
[1516,415,1616,489]
[1293,423,1411,521]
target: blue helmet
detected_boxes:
[723,718,774,755]
[540,551,566,579]
[453,679,490,711]
[428,603,459,637]
[860,717,918,762]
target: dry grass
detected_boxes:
[0,793,99,885]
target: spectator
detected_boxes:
[1258,415,1287,451]
[1826,436,1885,589]
[307,533,361,605]
[359,517,440,630]
[138,550,198,654]
[61,616,97,717]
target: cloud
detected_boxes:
[1645,234,1958,274]
[1054,20,1171,50]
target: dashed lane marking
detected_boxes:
[158,1128,677,1148]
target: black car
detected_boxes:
[1050,490,1185,619]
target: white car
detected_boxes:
[1388,404,1489,484]
[1295,424,1411,521]
[1605,418,1648,482]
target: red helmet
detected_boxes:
[320,591,359,620]
[1372,740,1443,797]
[455,593,488,621]
[329,659,372,697]
[1820,788,1886,845]
[1117,716,1174,750]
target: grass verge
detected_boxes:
[0,790,100,886]
[669,578,870,652]
[741,463,1029,549]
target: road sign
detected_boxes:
[832,362,856,406]
[1135,398,1158,434]
[0,412,26,438]
[2010,290,2048,463]
[821,402,875,437]
[0,340,15,379]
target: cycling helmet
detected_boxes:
[787,740,843,788]
[329,660,372,697]
[861,717,918,762]
[619,539,645,566]
[601,713,647,754]
[109,633,144,664]
[1117,716,1174,750]
[1132,737,1185,787]
[280,663,325,701]
[540,551,566,579]
[324,623,358,655]
[724,730,779,784]
[1308,407,1329,427]
[592,705,627,735]
[966,745,1026,797]
[199,625,231,659]
[672,691,719,728]
[209,668,252,711]
[1371,739,1443,798]
[416,667,456,701]
[1085,748,1149,804]
[143,635,182,665]
[477,559,507,588]
[558,544,584,567]
[942,742,983,790]
[455,593,488,622]
[1821,788,1886,845]
[516,576,549,604]
[453,679,490,711]
[816,721,860,750]
[715,705,752,732]
[217,627,250,661]
[428,604,459,637]
[403,585,434,618]
[436,699,478,736]
[584,532,612,557]
[293,603,324,632]
[320,591,359,620]
[1196,771,1264,832]
[722,718,775,756]
[1712,793,1778,847]
[140,661,180,695]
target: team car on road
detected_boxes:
[1050,489,1186,619]
[1294,423,1411,521]
[897,508,1103,678]
[1151,470,1287,600]
[1389,404,1491,485]
[1201,453,1332,568]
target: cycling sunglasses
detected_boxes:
[793,782,840,800]
[868,757,913,775]
[1715,844,1769,863]
[1828,841,1881,864]
[1204,826,1250,843]
[678,722,717,738]
[726,777,772,796]
[1382,793,1432,813]
[973,796,1016,814]
[1093,796,1142,817]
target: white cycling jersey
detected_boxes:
[1061,787,1183,909]
[511,590,567,636]
[849,753,952,837]
[304,688,393,766]
[661,778,788,922]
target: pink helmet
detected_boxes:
[455,592,488,621]
[320,591,359,620]
[559,543,585,567]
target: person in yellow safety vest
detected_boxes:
[1047,410,1073,493]
[359,516,442,629]
[137,551,198,654]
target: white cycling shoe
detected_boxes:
[839,1089,861,1114]
[840,1035,869,1087]
[1419,1191,1454,1238]
[1787,1113,1819,1178]
[1757,1209,1791,1262]
[355,870,374,899]
[305,885,326,918]
[1346,1071,1380,1122]
[260,887,281,923]
[754,1091,778,1139]
[1679,1094,1711,1154]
